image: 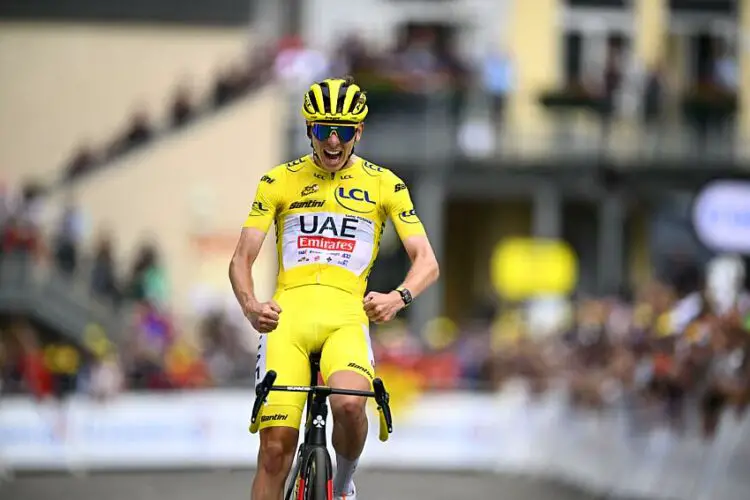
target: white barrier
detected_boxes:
[1,386,749,500]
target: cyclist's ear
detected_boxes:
[355,123,364,142]
[306,125,312,139]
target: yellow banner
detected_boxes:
[491,238,577,300]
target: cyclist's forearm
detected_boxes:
[229,259,259,311]
[398,252,439,299]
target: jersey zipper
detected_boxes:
[316,171,336,284]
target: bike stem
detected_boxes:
[305,392,330,447]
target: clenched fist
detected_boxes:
[245,300,283,334]
[363,291,404,324]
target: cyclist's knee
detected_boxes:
[258,427,297,476]
[330,394,366,422]
[328,370,369,423]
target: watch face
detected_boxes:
[400,289,412,304]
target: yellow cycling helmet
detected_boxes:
[301,77,368,124]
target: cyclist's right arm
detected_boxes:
[229,170,282,332]
[229,227,267,314]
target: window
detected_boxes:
[565,0,629,8]
[669,0,735,14]
[564,33,583,84]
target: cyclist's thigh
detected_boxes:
[254,301,312,431]
[320,322,375,387]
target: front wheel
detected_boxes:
[298,447,332,500]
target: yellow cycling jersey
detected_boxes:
[243,154,426,298]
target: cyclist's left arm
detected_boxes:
[385,173,440,299]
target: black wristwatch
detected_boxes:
[396,287,413,307]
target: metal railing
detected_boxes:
[0,254,124,347]
[285,89,750,169]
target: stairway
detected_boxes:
[42,87,287,323]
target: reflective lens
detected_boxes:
[311,124,357,142]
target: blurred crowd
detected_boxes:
[5,184,749,445]
[2,27,746,450]
[370,255,750,441]
[62,43,278,183]
[0,180,256,400]
[54,26,741,186]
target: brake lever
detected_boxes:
[251,371,277,424]
[372,378,393,433]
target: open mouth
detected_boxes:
[323,149,343,162]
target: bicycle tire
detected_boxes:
[298,447,332,500]
[285,448,304,500]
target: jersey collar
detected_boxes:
[309,154,361,177]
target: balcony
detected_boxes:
[0,254,125,348]
[285,87,747,170]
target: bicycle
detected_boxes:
[250,353,394,500]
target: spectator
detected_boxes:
[213,64,239,108]
[128,242,169,307]
[64,143,97,181]
[13,320,53,400]
[713,41,737,92]
[0,180,15,231]
[200,311,236,385]
[170,81,194,129]
[164,338,210,389]
[53,201,84,276]
[274,36,329,91]
[125,108,153,147]
[126,339,170,390]
[328,35,368,78]
[81,325,124,401]
[2,215,41,257]
[641,60,666,155]
[90,233,120,306]
[86,350,124,401]
[43,342,81,400]
[108,107,153,159]
[481,48,514,132]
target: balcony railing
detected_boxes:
[285,88,749,169]
[0,254,125,348]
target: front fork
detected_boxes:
[289,393,330,498]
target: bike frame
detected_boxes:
[249,354,393,500]
[284,355,331,500]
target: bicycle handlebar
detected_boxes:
[249,370,394,442]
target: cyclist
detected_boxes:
[229,76,440,500]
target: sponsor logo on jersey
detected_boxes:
[261,175,275,184]
[261,413,289,423]
[341,174,353,180]
[301,184,319,197]
[297,214,359,253]
[347,362,373,379]
[298,236,356,253]
[394,183,406,193]
[398,207,420,224]
[299,214,359,238]
[314,173,326,180]
[362,161,383,175]
[248,201,269,215]
[335,187,376,214]
[289,199,325,210]
[285,157,306,171]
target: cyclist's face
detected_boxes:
[310,123,362,171]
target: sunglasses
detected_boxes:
[310,123,357,142]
